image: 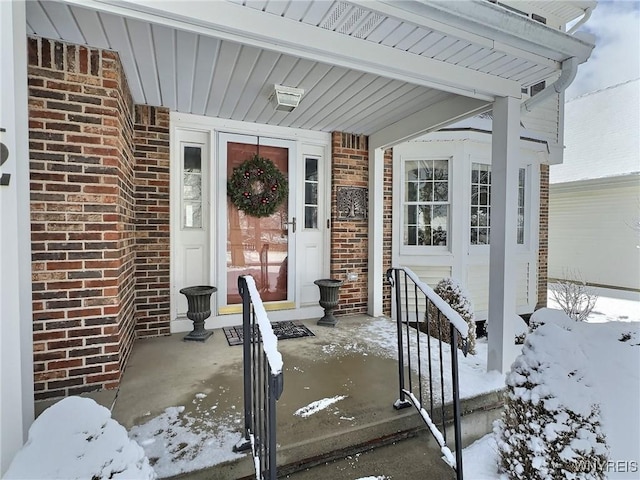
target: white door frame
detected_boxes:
[170,113,331,330]
[1,0,34,473]
[216,132,297,311]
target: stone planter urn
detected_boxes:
[314,279,343,327]
[180,285,217,342]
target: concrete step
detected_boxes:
[281,430,456,480]
[169,390,504,480]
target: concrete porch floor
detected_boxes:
[36,315,504,479]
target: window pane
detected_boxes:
[420,226,431,246]
[305,206,318,229]
[184,147,201,172]
[184,173,201,200]
[406,226,417,245]
[183,145,202,229]
[478,228,489,245]
[305,182,318,205]
[407,181,418,202]
[420,182,432,202]
[421,162,433,180]
[406,204,417,224]
[434,181,448,201]
[184,201,202,228]
[305,158,318,181]
[407,164,419,181]
[433,160,448,180]
[419,205,431,227]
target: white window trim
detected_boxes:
[398,155,453,256]
[468,157,492,254]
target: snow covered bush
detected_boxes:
[513,314,529,345]
[425,277,477,355]
[5,396,156,480]
[494,310,609,479]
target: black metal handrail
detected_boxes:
[386,267,469,480]
[234,275,284,480]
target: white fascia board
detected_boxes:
[360,0,595,63]
[424,129,550,154]
[370,95,491,149]
[66,0,520,100]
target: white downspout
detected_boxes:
[568,7,594,35]
[521,56,579,114]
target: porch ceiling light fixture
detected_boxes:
[270,84,304,112]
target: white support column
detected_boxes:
[368,147,385,317]
[0,0,34,474]
[487,96,520,373]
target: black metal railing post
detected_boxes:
[387,266,469,479]
[233,275,284,480]
[450,325,464,480]
[234,276,253,453]
[387,268,411,410]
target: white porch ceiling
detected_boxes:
[25,0,591,136]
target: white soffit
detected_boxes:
[26,1,460,135]
[24,0,588,136]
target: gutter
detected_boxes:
[520,5,596,115]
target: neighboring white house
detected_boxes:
[549,79,640,291]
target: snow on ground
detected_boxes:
[4,396,156,480]
[357,317,506,400]
[7,290,637,479]
[464,290,640,479]
[128,392,244,478]
[294,395,348,418]
[548,286,640,323]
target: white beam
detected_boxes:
[369,95,490,150]
[487,95,520,373]
[368,147,385,317]
[0,0,34,474]
[68,0,521,100]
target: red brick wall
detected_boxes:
[133,106,171,337]
[27,37,164,399]
[330,133,393,316]
[383,148,393,316]
[536,164,549,309]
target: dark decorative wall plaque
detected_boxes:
[337,186,368,220]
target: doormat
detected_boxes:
[223,320,315,347]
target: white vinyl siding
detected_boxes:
[466,262,530,316]
[549,178,640,290]
[521,74,561,144]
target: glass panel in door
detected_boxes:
[226,142,289,304]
